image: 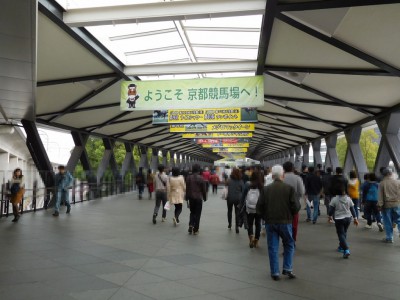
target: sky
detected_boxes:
[38,127,74,165]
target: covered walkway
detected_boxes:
[1,191,400,300]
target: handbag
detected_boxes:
[221,187,228,200]
[164,201,171,211]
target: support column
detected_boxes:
[150,148,159,171]
[289,148,295,164]
[161,150,168,168]
[176,153,181,168]
[139,146,149,169]
[375,113,400,174]
[67,132,91,174]
[97,138,118,185]
[120,143,133,192]
[344,126,368,179]
[312,139,322,167]
[325,135,340,171]
[302,144,310,167]
[294,146,302,171]
[169,151,175,168]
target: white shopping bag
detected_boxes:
[164,201,171,211]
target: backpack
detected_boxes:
[365,182,378,201]
[10,183,20,194]
[210,175,219,185]
[246,188,260,211]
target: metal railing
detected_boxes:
[0,173,136,218]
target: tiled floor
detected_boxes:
[1,190,400,300]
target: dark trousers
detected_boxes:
[174,203,182,219]
[227,201,239,228]
[212,184,218,194]
[364,201,382,225]
[247,213,261,240]
[154,191,167,218]
[12,204,19,218]
[189,199,203,231]
[335,217,351,250]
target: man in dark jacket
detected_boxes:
[257,165,300,281]
[186,164,207,235]
[306,166,322,224]
[330,167,348,196]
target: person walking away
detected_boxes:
[283,161,305,242]
[328,182,359,258]
[305,167,322,224]
[167,167,186,226]
[226,168,245,233]
[202,167,211,193]
[257,165,300,281]
[347,171,360,219]
[330,167,348,196]
[136,167,145,199]
[152,165,168,224]
[322,167,333,216]
[147,170,154,200]
[53,165,74,217]
[186,164,207,235]
[240,170,263,248]
[210,171,220,194]
[362,173,384,232]
[9,168,25,222]
[378,168,400,243]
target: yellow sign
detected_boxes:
[203,143,250,148]
[170,123,255,133]
[153,108,257,124]
[213,148,248,153]
[182,132,253,138]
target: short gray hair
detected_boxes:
[271,165,284,179]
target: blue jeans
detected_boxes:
[334,217,351,250]
[55,189,70,212]
[265,224,295,276]
[381,207,400,240]
[307,194,320,222]
[351,199,359,219]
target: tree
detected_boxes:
[335,129,379,172]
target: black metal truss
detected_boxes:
[36,103,120,118]
[86,112,132,132]
[265,71,374,116]
[276,13,400,78]
[264,98,345,129]
[258,117,328,135]
[253,129,305,144]
[278,0,400,12]
[38,0,131,80]
[263,95,385,110]
[256,0,278,75]
[114,120,155,138]
[264,66,394,77]
[47,78,120,122]
[37,73,118,87]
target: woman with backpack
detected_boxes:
[362,173,384,231]
[226,168,244,233]
[240,170,263,248]
[210,172,220,194]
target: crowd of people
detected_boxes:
[139,162,400,281]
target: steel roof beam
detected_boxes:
[47,78,120,122]
[266,71,374,116]
[264,66,393,77]
[124,61,257,76]
[37,73,118,87]
[278,0,400,12]
[37,103,120,118]
[82,114,150,130]
[276,13,400,78]
[264,95,386,110]
[63,0,266,27]
[259,118,327,135]
[264,98,345,128]
[256,0,278,75]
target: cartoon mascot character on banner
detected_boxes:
[126,83,140,108]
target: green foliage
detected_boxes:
[335,129,379,172]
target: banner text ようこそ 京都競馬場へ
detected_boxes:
[121,76,264,110]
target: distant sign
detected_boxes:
[152,108,257,124]
[213,148,248,153]
[182,132,253,139]
[202,143,250,148]
[170,123,255,133]
[195,138,250,144]
[121,76,264,110]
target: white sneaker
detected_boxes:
[173,217,177,226]
[365,224,372,229]
[162,218,166,222]
[377,223,384,232]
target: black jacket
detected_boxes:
[330,175,348,196]
[306,173,322,195]
[186,172,207,201]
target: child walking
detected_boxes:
[328,182,359,258]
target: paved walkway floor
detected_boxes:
[1,190,400,300]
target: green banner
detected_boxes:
[121,76,264,110]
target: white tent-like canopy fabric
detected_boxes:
[35,0,400,161]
